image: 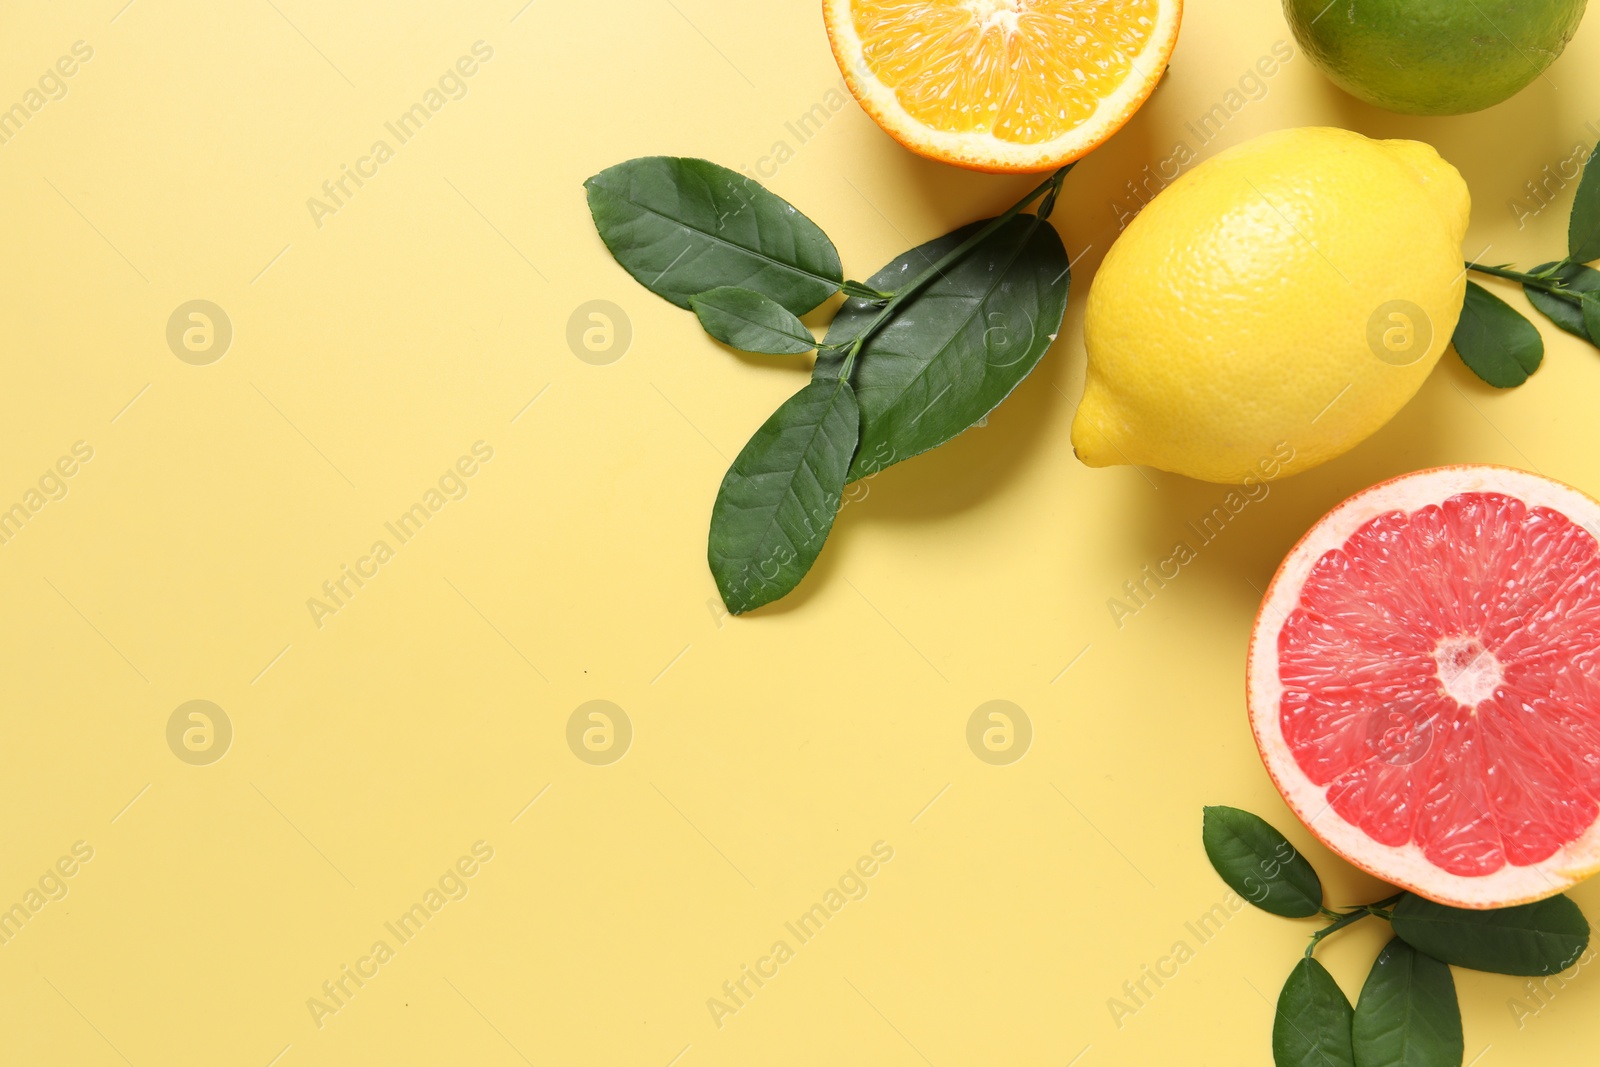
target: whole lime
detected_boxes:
[1284,0,1588,115]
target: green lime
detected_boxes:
[1284,0,1588,115]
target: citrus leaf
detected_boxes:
[1352,939,1463,1067]
[1570,140,1600,263]
[1390,893,1589,976]
[1524,261,1600,340]
[1201,806,1323,917]
[585,157,842,314]
[691,287,817,355]
[708,379,859,614]
[1584,294,1600,346]
[813,214,1068,481]
[1452,281,1543,388]
[1274,958,1356,1067]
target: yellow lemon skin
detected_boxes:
[1072,126,1470,484]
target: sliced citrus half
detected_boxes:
[1248,465,1600,909]
[823,0,1183,173]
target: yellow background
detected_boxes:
[2,0,1599,1063]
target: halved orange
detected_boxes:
[824,0,1183,173]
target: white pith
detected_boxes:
[1433,635,1502,709]
[964,0,1022,33]
[823,0,1184,172]
[1248,465,1600,908]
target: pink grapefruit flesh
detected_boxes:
[1248,466,1600,908]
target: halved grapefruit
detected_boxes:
[1248,466,1600,909]
[823,0,1183,173]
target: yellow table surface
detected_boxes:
[3,1,1599,1063]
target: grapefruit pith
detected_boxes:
[1248,466,1600,908]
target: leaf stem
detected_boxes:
[840,279,894,303]
[1467,261,1581,302]
[834,164,1073,383]
[1304,893,1405,958]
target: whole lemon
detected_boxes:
[1072,126,1469,484]
[1285,0,1587,116]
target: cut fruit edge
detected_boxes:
[821,0,1184,173]
[1247,465,1600,909]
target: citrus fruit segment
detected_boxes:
[823,0,1183,173]
[1248,466,1600,908]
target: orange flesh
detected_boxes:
[850,0,1160,144]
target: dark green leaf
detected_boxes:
[1452,281,1543,388]
[1390,893,1589,976]
[1274,958,1356,1067]
[1570,141,1600,263]
[691,287,817,354]
[585,157,841,314]
[814,215,1069,481]
[1352,939,1462,1067]
[1524,261,1600,340]
[708,379,859,614]
[1201,806,1323,918]
[1584,294,1600,346]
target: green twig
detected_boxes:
[1467,260,1581,302]
[1304,893,1405,958]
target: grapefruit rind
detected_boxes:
[1248,465,1600,909]
[821,0,1184,174]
